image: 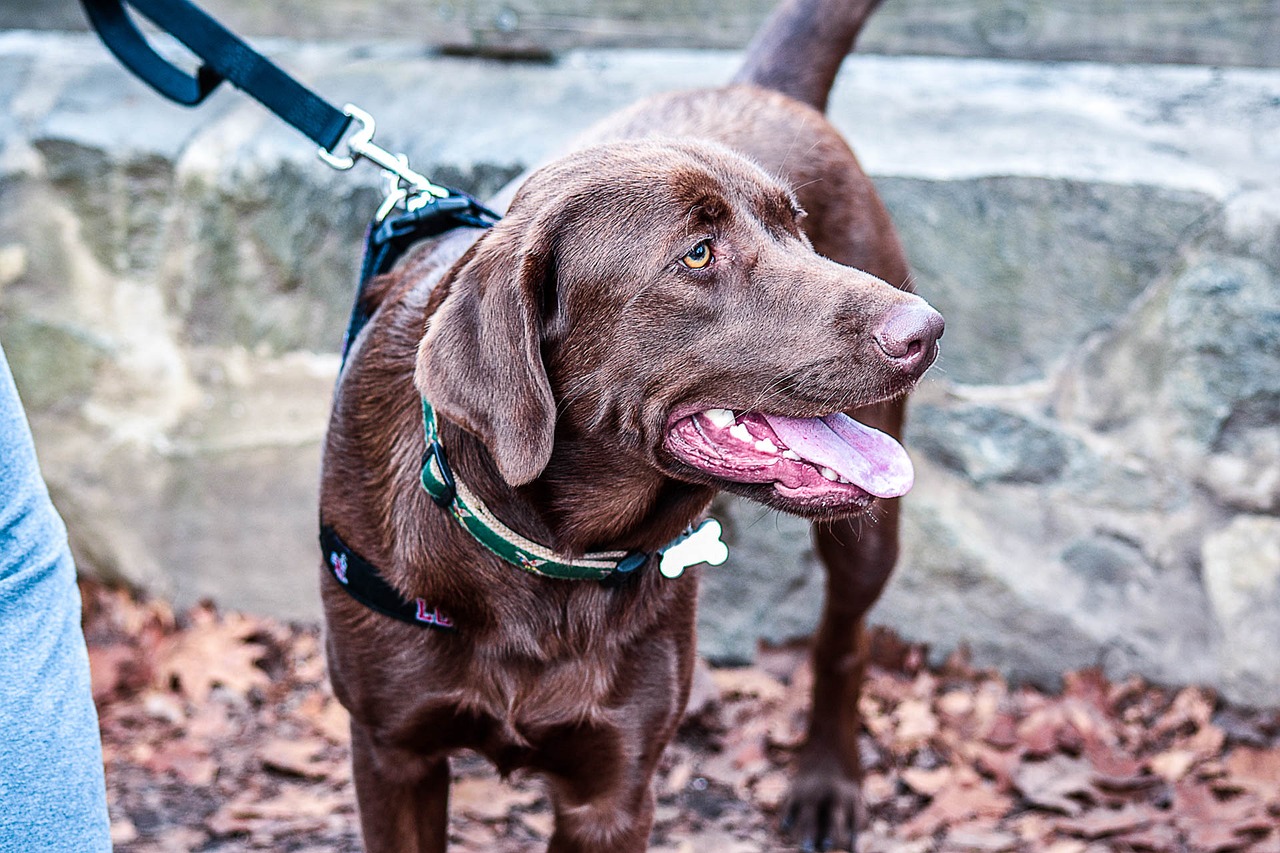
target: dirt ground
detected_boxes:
[83,580,1280,853]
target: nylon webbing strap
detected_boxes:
[320,525,456,631]
[80,0,351,152]
[342,194,500,365]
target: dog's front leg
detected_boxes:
[351,720,450,853]
[545,777,657,853]
[537,641,691,853]
[784,400,904,852]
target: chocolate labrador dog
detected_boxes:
[320,0,942,849]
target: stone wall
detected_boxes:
[1,31,1277,703]
[5,0,1278,67]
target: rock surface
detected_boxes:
[1,32,1278,702]
[7,0,1277,67]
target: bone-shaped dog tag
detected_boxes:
[659,518,729,579]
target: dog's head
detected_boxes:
[416,139,941,519]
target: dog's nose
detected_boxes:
[873,300,944,374]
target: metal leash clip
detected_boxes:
[317,103,450,221]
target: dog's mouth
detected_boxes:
[664,408,913,512]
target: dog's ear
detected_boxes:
[415,222,557,487]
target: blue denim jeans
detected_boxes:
[0,343,111,852]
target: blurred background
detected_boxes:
[0,0,1277,706]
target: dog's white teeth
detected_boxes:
[838,475,852,484]
[755,438,778,453]
[703,408,735,429]
[728,423,753,443]
[782,449,801,461]
[820,466,839,481]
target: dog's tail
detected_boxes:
[731,0,885,113]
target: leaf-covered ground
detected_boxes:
[84,580,1280,852]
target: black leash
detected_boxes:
[80,0,501,633]
[81,0,350,152]
[78,0,499,262]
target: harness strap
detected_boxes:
[320,525,455,631]
[80,0,351,152]
[343,193,500,365]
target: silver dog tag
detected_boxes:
[659,518,729,579]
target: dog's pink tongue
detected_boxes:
[762,412,915,498]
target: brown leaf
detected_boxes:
[968,743,1020,791]
[900,781,1013,839]
[684,657,721,719]
[985,712,1020,750]
[710,666,785,702]
[1017,707,1061,757]
[155,607,270,702]
[108,818,138,845]
[206,785,349,837]
[945,819,1019,851]
[1151,687,1215,740]
[1174,781,1271,852]
[1149,749,1198,783]
[862,772,896,808]
[1014,756,1097,815]
[1224,746,1280,804]
[893,698,939,749]
[937,689,974,719]
[296,692,351,745]
[665,758,694,795]
[902,765,956,796]
[450,775,540,822]
[1062,669,1112,715]
[1055,804,1155,839]
[1115,822,1180,852]
[260,738,335,780]
[88,643,149,703]
[519,810,554,839]
[750,771,789,811]
[1248,832,1280,853]
[1083,736,1143,782]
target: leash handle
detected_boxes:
[80,0,224,107]
[80,0,352,153]
[80,0,455,212]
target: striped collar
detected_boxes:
[418,399,728,581]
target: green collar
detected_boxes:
[419,399,728,581]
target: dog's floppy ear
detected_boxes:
[415,221,557,487]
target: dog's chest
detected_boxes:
[407,624,684,765]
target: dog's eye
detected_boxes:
[680,241,713,270]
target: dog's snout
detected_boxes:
[873,301,944,374]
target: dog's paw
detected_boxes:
[780,753,865,852]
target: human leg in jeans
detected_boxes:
[0,341,111,852]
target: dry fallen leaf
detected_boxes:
[1224,746,1280,804]
[1014,755,1097,815]
[710,666,786,703]
[901,765,956,796]
[893,698,940,749]
[296,691,351,745]
[1054,804,1156,840]
[83,578,1280,853]
[1149,748,1198,783]
[154,606,270,702]
[1174,781,1272,852]
[260,737,335,780]
[450,775,541,821]
[900,780,1013,838]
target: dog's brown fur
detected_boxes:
[321,1,941,849]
